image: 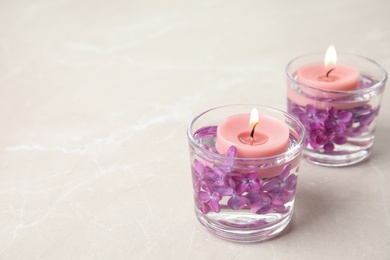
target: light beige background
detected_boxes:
[1,0,389,259]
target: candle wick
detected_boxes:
[250,122,259,139]
[326,68,335,77]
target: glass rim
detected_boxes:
[286,52,388,95]
[186,104,307,162]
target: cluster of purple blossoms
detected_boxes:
[289,103,379,152]
[192,146,297,215]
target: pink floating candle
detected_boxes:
[296,45,360,91]
[215,108,289,158]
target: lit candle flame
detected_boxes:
[249,108,259,131]
[324,45,337,69]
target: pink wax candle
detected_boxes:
[296,45,360,91]
[288,45,363,109]
[215,108,289,158]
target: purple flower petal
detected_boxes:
[324,142,334,152]
[309,139,319,149]
[262,179,281,193]
[358,112,377,126]
[194,126,217,138]
[338,110,353,122]
[217,147,237,172]
[324,107,352,134]
[298,113,310,126]
[227,146,237,157]
[209,192,222,213]
[280,164,291,180]
[194,159,205,177]
[327,106,337,116]
[201,203,210,214]
[203,167,220,185]
[273,190,295,205]
[351,105,372,116]
[310,127,329,145]
[307,104,316,115]
[298,104,327,129]
[198,191,210,202]
[333,136,347,145]
[272,204,287,213]
[213,185,233,196]
[283,174,297,191]
[255,205,273,215]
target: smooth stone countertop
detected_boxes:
[1,0,389,259]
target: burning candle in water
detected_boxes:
[296,45,360,91]
[215,108,289,158]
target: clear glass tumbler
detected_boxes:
[286,53,387,166]
[187,105,306,242]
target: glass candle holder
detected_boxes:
[187,105,306,242]
[286,53,387,166]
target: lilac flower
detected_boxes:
[227,193,250,210]
[298,104,327,128]
[198,166,214,186]
[217,146,237,173]
[223,172,251,210]
[192,159,218,191]
[246,165,295,214]
[207,167,225,187]
[250,193,273,214]
[308,126,332,149]
[197,182,222,213]
[262,165,297,205]
[229,172,261,194]
[208,167,233,196]
[250,193,286,214]
[325,135,348,152]
[324,107,353,133]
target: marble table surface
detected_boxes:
[1,0,389,259]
